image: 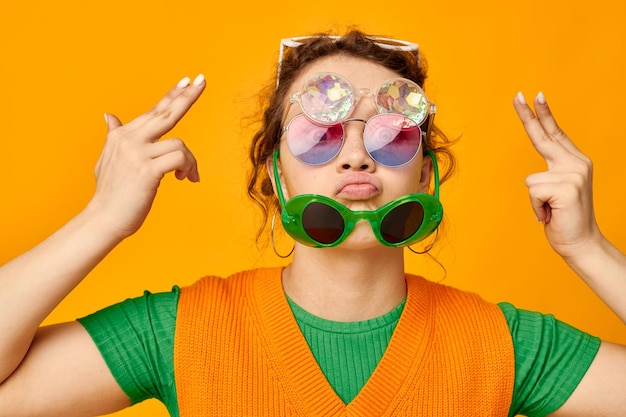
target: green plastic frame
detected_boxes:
[272,149,443,248]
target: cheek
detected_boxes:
[285,169,326,196]
[278,144,326,198]
[389,163,423,195]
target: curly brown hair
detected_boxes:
[247,29,457,242]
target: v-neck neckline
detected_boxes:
[251,267,434,416]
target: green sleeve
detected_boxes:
[77,288,180,417]
[498,302,601,417]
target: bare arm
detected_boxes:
[549,341,626,416]
[514,92,626,415]
[514,92,626,323]
[0,75,205,414]
[0,323,130,417]
[0,204,126,383]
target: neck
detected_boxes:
[282,244,407,322]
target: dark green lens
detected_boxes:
[302,202,345,244]
[380,201,424,244]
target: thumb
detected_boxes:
[104,113,123,131]
[95,113,124,176]
[527,179,553,224]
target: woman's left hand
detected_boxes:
[514,93,626,416]
[513,92,603,261]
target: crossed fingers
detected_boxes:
[114,75,206,143]
[513,91,594,243]
[99,75,206,183]
[513,91,589,170]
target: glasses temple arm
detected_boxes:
[425,149,441,200]
[272,150,289,208]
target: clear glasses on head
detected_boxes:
[277,36,421,85]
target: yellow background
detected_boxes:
[1,0,625,415]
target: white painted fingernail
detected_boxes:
[517,91,526,105]
[103,113,109,126]
[192,74,205,86]
[177,77,191,88]
[536,91,546,104]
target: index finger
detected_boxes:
[529,92,586,159]
[513,91,582,168]
[123,74,206,141]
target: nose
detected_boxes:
[337,119,375,171]
[335,119,375,171]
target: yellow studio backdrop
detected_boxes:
[1,0,625,416]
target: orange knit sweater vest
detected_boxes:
[174,267,515,416]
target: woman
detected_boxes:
[0,30,625,416]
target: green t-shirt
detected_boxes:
[78,286,600,417]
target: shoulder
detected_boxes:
[496,302,601,416]
[180,267,282,296]
[404,274,513,352]
[401,274,517,402]
[80,288,180,331]
[176,267,284,322]
[405,273,502,314]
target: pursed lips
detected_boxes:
[334,173,382,200]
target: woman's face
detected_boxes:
[269,55,432,248]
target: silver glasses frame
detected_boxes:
[277,36,420,87]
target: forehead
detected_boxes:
[289,55,403,94]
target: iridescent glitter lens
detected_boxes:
[291,72,432,126]
[376,78,429,125]
[298,73,355,124]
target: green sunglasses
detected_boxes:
[272,150,443,248]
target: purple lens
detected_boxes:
[286,115,344,165]
[364,114,422,166]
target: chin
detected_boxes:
[335,229,390,251]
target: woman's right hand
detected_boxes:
[86,75,205,240]
[0,75,206,404]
